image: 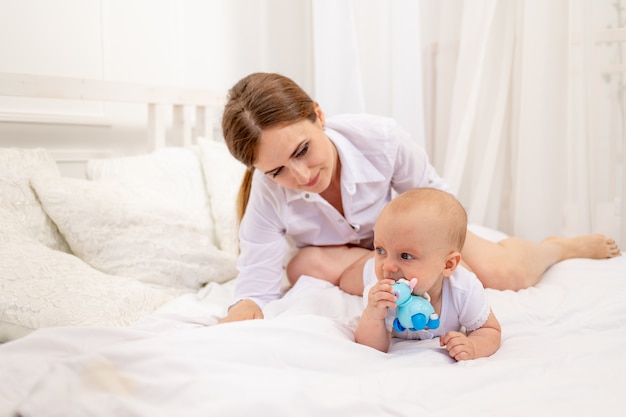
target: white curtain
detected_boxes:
[311,0,426,147]
[312,0,625,245]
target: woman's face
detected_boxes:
[254,103,337,193]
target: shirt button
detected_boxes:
[304,193,310,199]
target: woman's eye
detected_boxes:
[295,142,309,158]
[401,253,414,260]
[270,167,283,178]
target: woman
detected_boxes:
[219,72,620,323]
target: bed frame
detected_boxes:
[0,72,225,148]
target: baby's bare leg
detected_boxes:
[286,245,372,291]
[463,231,621,290]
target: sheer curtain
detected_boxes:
[566,0,626,246]
[311,0,427,146]
[312,0,624,245]
[426,0,624,244]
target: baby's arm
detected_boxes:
[440,309,501,361]
[355,279,396,352]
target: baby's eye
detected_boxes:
[375,247,386,255]
[295,142,309,158]
[401,253,414,260]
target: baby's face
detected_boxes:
[373,209,449,296]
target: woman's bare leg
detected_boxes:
[338,251,374,295]
[286,245,372,291]
[462,231,621,291]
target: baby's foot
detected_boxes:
[542,234,621,260]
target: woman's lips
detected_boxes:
[303,171,320,188]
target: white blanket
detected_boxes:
[1,256,625,417]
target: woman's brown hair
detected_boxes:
[221,73,317,221]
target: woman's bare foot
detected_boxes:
[542,234,621,260]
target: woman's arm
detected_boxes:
[228,178,289,318]
[390,121,452,195]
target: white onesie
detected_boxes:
[362,258,491,340]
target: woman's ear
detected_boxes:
[313,102,325,128]
[443,252,462,277]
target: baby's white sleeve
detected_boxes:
[455,274,491,332]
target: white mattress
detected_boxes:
[1,255,625,417]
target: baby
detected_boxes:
[355,188,501,361]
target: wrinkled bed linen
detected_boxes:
[1,256,625,417]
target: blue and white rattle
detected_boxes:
[391,278,440,332]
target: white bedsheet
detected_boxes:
[1,256,625,417]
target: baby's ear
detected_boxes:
[443,252,462,277]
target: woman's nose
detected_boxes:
[290,160,309,183]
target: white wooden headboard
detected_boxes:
[0,72,226,149]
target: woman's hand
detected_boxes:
[218,299,264,323]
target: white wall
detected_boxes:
[0,0,313,176]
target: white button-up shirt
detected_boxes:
[235,114,450,307]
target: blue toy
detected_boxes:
[392,278,440,332]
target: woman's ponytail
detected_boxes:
[237,168,254,223]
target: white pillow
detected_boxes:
[87,146,217,246]
[0,147,69,252]
[31,174,239,290]
[197,138,247,257]
[0,208,180,330]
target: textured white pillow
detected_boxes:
[0,207,180,330]
[0,147,69,252]
[197,138,247,257]
[87,146,217,246]
[31,174,239,289]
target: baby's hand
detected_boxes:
[440,331,475,361]
[363,279,397,320]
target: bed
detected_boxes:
[0,73,625,417]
